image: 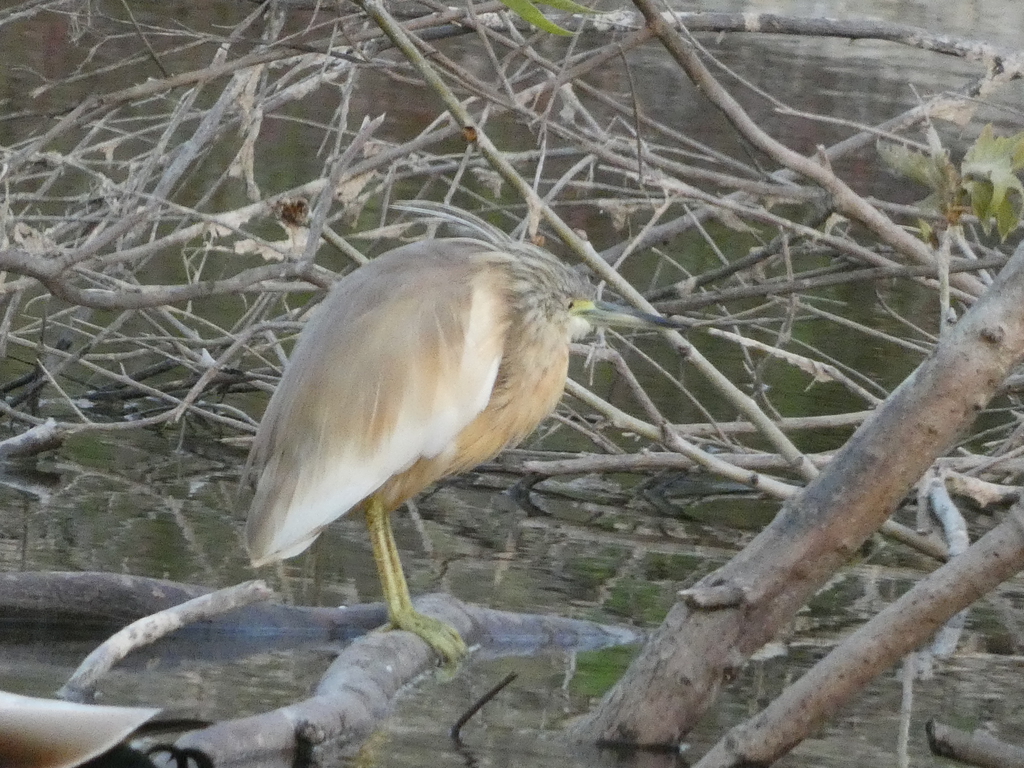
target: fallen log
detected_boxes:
[2,572,643,766]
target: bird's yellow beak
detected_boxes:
[570,299,688,331]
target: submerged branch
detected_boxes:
[58,581,275,704]
[927,720,1024,768]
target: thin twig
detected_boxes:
[58,580,274,703]
[449,672,518,742]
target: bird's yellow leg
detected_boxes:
[365,496,467,663]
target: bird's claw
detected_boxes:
[388,608,468,665]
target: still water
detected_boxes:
[6,426,1024,767]
[1,0,1023,766]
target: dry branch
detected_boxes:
[572,239,1024,747]
[0,418,65,457]
[927,720,1024,768]
[2,571,640,764]
[696,500,1024,766]
[516,447,1024,478]
[58,581,275,703]
[0,570,388,638]
[3,6,1024,760]
[170,593,641,764]
[630,0,985,297]
[1,0,1018,486]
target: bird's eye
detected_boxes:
[567,299,578,310]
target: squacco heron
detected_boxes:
[245,217,683,662]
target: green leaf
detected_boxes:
[496,0,594,35]
[968,179,993,223]
[996,198,1019,240]
[878,139,962,218]
[917,218,934,244]
[962,124,1024,240]
[1014,136,1024,171]
[877,140,945,191]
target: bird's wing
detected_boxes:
[245,243,506,565]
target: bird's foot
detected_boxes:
[387,607,467,664]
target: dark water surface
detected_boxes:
[1,1,1023,766]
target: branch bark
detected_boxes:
[0,248,330,310]
[170,593,641,764]
[570,239,1024,747]
[696,501,1024,766]
[927,720,1024,768]
[57,581,274,703]
[2,571,641,765]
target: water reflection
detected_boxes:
[2,0,1024,765]
[3,427,1024,767]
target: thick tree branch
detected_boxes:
[571,239,1024,746]
[927,720,1024,768]
[696,501,1024,766]
[169,593,641,764]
